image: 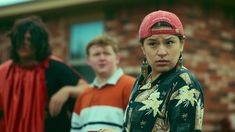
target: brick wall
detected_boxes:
[0,2,234,132]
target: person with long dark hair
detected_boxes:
[0,16,87,132]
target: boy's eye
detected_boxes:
[166,40,174,45]
[93,53,100,56]
[104,51,111,55]
[147,42,156,46]
[26,37,31,42]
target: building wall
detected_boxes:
[0,2,235,132]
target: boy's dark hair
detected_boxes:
[140,22,185,45]
[8,16,51,62]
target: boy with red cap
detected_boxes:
[100,10,204,132]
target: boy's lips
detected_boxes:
[156,60,169,65]
[98,63,106,67]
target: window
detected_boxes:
[69,20,104,82]
[69,20,104,63]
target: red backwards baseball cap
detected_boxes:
[139,10,184,39]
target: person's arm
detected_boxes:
[64,79,89,98]
[49,79,89,117]
[47,59,89,117]
[168,78,204,132]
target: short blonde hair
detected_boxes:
[86,35,119,56]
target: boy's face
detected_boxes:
[87,45,120,76]
[17,31,36,61]
[142,32,184,74]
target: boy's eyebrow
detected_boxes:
[164,36,176,40]
[146,38,157,41]
[146,35,177,42]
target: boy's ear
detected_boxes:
[86,56,90,66]
[180,41,185,52]
[141,46,146,56]
[115,53,121,64]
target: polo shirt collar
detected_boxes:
[92,68,123,88]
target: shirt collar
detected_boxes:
[92,68,124,88]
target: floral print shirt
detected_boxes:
[123,67,204,132]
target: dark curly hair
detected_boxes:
[8,16,51,62]
[140,22,185,45]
